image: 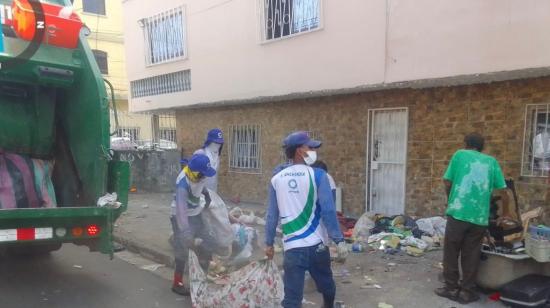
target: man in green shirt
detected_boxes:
[435,133,507,304]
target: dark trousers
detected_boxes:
[443,216,487,291]
[282,243,336,308]
[170,215,214,275]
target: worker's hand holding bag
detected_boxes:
[336,241,349,262]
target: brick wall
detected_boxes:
[176,77,550,222]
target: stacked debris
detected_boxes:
[347,213,447,257]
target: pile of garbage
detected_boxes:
[345,213,447,257]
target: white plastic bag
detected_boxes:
[401,236,429,250]
[352,213,375,241]
[190,251,283,308]
[201,190,234,248]
[230,226,257,267]
[415,217,447,237]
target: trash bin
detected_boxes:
[12,0,83,49]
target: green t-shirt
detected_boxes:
[443,149,507,226]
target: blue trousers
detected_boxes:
[282,243,336,308]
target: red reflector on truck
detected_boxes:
[0,228,53,242]
[17,228,35,240]
[87,225,100,236]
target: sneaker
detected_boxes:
[171,284,190,296]
[456,289,480,304]
[434,287,459,301]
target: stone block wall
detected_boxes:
[115,150,181,193]
[176,77,550,222]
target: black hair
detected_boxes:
[464,133,485,152]
[311,160,328,172]
[285,145,299,160]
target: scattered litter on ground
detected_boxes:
[333,268,351,278]
[141,204,149,209]
[406,246,425,257]
[378,303,393,308]
[360,284,382,289]
[302,299,316,305]
[140,264,164,272]
[72,265,83,269]
[335,300,346,308]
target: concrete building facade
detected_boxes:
[122,0,550,220]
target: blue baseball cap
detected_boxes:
[187,154,216,177]
[283,131,322,148]
[205,128,224,145]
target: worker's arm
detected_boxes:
[202,186,212,208]
[443,152,458,200]
[443,180,452,199]
[316,170,344,244]
[265,183,279,247]
[175,184,193,245]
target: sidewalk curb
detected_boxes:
[114,233,175,269]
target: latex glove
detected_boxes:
[265,246,275,260]
[194,238,204,247]
[336,241,349,262]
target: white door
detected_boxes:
[367,108,408,215]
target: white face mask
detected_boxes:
[303,150,317,166]
[206,142,221,154]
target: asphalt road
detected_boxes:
[0,244,191,308]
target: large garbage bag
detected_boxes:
[189,251,283,308]
[352,213,375,241]
[0,151,56,209]
[201,190,234,249]
[415,217,447,237]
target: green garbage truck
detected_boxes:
[0,0,129,256]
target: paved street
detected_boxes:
[0,244,191,308]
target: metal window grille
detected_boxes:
[142,6,186,65]
[522,103,550,177]
[229,124,262,171]
[130,70,191,98]
[159,129,177,142]
[116,127,140,141]
[280,130,322,163]
[110,111,177,149]
[261,0,321,41]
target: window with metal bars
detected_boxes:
[116,127,140,141]
[522,104,550,177]
[130,70,191,98]
[229,125,262,171]
[160,128,177,142]
[141,6,186,65]
[261,0,321,41]
[92,49,108,75]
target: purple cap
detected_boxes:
[283,131,322,148]
[187,154,216,177]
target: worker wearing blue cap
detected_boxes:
[265,131,348,308]
[194,128,224,192]
[171,153,217,295]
